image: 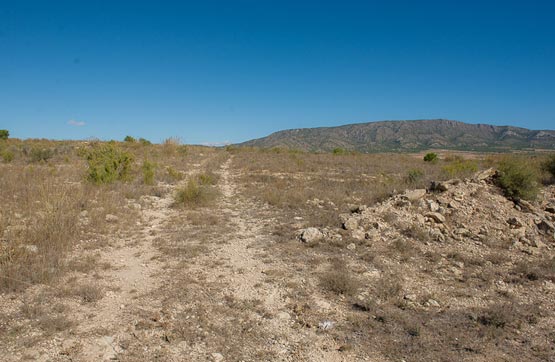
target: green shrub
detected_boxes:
[139,138,151,146]
[0,129,8,140]
[1,150,14,163]
[197,172,217,186]
[166,166,184,181]
[497,157,538,200]
[124,135,136,143]
[84,144,134,184]
[333,148,347,155]
[542,154,555,180]
[442,159,478,178]
[423,152,438,162]
[29,147,54,163]
[174,179,214,207]
[142,160,156,185]
[406,169,424,184]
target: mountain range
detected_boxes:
[238,119,555,152]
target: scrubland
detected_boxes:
[1,138,554,361]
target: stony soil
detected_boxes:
[1,157,555,361]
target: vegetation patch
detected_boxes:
[83,143,134,184]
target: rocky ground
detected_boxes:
[1,155,554,361]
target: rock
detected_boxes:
[276,312,291,320]
[536,219,555,235]
[300,228,324,243]
[22,244,38,253]
[507,217,523,228]
[105,214,119,223]
[429,181,448,193]
[404,294,417,302]
[425,299,441,307]
[343,217,359,231]
[430,230,445,242]
[211,353,224,362]
[351,205,368,213]
[517,199,535,213]
[318,320,335,330]
[351,230,365,241]
[427,200,440,212]
[545,205,555,214]
[473,168,496,182]
[403,189,427,201]
[347,243,357,250]
[425,212,446,224]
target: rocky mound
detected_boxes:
[300,168,555,253]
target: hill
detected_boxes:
[238,119,555,152]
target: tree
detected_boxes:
[423,152,438,162]
[0,130,9,140]
[124,135,136,143]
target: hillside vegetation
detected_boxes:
[238,119,555,152]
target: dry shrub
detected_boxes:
[319,260,360,296]
[0,167,81,291]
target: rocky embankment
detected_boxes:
[299,169,555,253]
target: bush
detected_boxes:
[124,135,136,143]
[423,152,438,162]
[84,144,134,184]
[0,129,8,140]
[333,148,347,155]
[542,154,555,181]
[29,147,54,163]
[442,159,478,178]
[139,138,152,146]
[166,166,184,181]
[497,157,538,200]
[142,160,156,185]
[406,169,424,184]
[197,172,218,186]
[174,179,216,207]
[319,261,360,296]
[1,150,14,163]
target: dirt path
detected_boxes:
[56,190,172,361]
[165,157,346,361]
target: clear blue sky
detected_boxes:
[1,1,554,144]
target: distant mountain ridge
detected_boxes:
[237,119,555,152]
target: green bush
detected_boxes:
[29,147,54,163]
[84,144,134,184]
[497,157,538,200]
[442,159,478,178]
[333,148,347,155]
[174,179,215,207]
[142,160,156,185]
[139,138,151,146]
[542,154,555,180]
[124,135,136,143]
[0,130,8,140]
[197,172,217,186]
[423,152,438,162]
[1,150,14,163]
[166,166,184,181]
[406,168,424,184]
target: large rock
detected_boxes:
[403,189,427,201]
[429,181,449,193]
[536,219,555,236]
[473,168,496,182]
[343,217,359,231]
[425,212,446,224]
[299,228,324,243]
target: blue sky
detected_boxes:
[1,1,554,144]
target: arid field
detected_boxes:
[1,139,554,361]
